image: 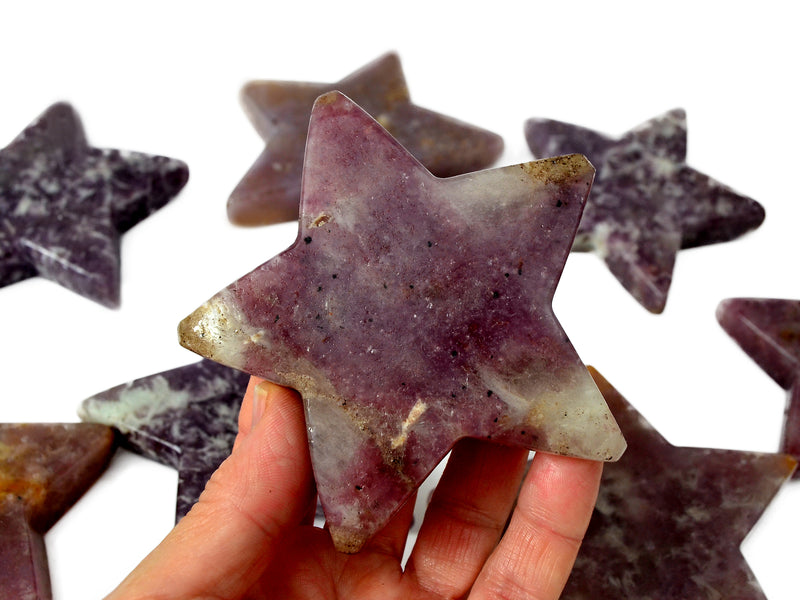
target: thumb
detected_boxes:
[106,378,314,600]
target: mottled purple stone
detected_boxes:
[0,423,116,600]
[228,52,504,225]
[78,359,250,520]
[562,369,796,599]
[525,110,765,313]
[180,92,626,553]
[0,103,189,307]
[717,298,800,478]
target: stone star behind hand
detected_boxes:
[0,423,116,600]
[525,109,765,313]
[78,359,250,520]
[562,369,796,599]
[0,102,189,307]
[717,297,800,478]
[180,91,626,553]
[228,52,504,225]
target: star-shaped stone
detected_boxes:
[525,109,765,313]
[179,91,626,552]
[0,102,189,307]
[78,359,250,520]
[717,297,800,478]
[0,423,116,600]
[562,368,796,599]
[228,52,504,226]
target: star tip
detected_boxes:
[328,525,368,554]
[92,288,121,310]
[669,107,687,120]
[314,90,347,108]
[379,49,401,63]
[784,454,798,478]
[715,298,735,323]
[177,309,205,356]
[177,295,247,370]
[604,430,628,463]
[48,100,77,114]
[239,79,261,98]
[528,153,595,184]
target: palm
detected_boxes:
[106,382,602,600]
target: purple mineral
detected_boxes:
[180,92,625,552]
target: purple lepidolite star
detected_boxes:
[562,369,795,599]
[179,91,625,553]
[78,359,250,520]
[228,52,504,226]
[0,103,189,307]
[717,297,800,478]
[0,423,116,600]
[525,110,765,313]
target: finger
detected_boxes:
[233,375,266,451]
[469,453,602,600]
[360,489,417,561]
[106,381,314,600]
[405,438,529,598]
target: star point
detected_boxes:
[0,102,189,307]
[78,359,250,520]
[0,423,116,600]
[181,91,624,552]
[562,369,796,599]
[227,52,504,226]
[525,110,765,313]
[717,297,800,476]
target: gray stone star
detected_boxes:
[79,359,250,520]
[0,103,189,307]
[525,110,765,313]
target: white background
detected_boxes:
[1,1,799,598]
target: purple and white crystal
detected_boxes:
[562,369,795,599]
[79,359,250,519]
[0,102,189,307]
[525,110,764,313]
[180,92,624,552]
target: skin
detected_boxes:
[106,376,602,600]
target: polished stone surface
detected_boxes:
[0,102,189,307]
[0,423,116,600]
[525,110,765,313]
[562,369,795,599]
[181,91,625,552]
[717,298,800,478]
[78,359,250,520]
[228,52,504,225]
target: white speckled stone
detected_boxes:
[0,103,189,307]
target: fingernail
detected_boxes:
[252,382,272,425]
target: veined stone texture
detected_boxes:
[525,110,764,313]
[562,369,795,599]
[0,102,189,307]
[79,359,250,520]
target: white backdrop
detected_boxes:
[1,1,799,598]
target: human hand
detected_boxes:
[106,376,602,599]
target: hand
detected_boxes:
[106,376,602,599]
